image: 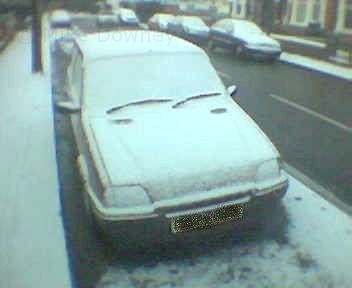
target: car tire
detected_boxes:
[235,44,245,59]
[82,190,108,241]
[208,39,216,51]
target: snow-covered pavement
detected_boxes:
[280,52,352,81]
[271,33,327,49]
[0,32,71,288]
[98,174,352,288]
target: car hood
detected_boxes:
[185,24,210,33]
[239,33,279,47]
[85,97,278,202]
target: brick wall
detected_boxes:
[325,0,338,31]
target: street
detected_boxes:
[208,49,352,205]
[49,20,352,288]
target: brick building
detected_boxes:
[231,0,351,34]
[230,0,352,64]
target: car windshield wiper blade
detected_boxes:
[106,99,173,114]
[172,93,222,109]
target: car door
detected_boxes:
[67,47,105,201]
[167,17,183,36]
[148,15,158,30]
[231,22,246,48]
[211,20,231,48]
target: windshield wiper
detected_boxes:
[106,99,173,114]
[172,93,221,109]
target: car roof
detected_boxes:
[225,18,258,26]
[153,13,174,18]
[76,31,203,62]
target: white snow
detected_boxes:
[231,19,264,35]
[0,31,71,288]
[97,175,352,288]
[280,52,352,81]
[220,19,281,49]
[50,9,71,26]
[283,174,352,282]
[76,31,200,62]
[271,33,327,49]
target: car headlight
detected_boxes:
[256,159,281,183]
[105,185,152,208]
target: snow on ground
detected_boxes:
[97,175,352,288]
[280,52,352,81]
[0,32,71,288]
[271,34,327,49]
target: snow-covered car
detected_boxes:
[148,13,175,32]
[167,16,210,45]
[57,31,288,238]
[97,12,119,28]
[50,9,72,28]
[209,19,282,60]
[116,8,140,27]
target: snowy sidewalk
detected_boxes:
[280,52,352,81]
[0,32,71,288]
[271,33,327,49]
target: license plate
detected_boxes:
[171,203,244,234]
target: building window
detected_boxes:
[295,0,308,23]
[312,0,321,22]
[285,0,293,24]
[346,0,352,28]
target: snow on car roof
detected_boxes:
[76,31,203,62]
[51,9,71,21]
[119,8,137,16]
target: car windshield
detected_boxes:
[235,22,264,35]
[159,14,174,22]
[120,9,137,19]
[84,53,224,111]
[182,17,206,27]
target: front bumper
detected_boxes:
[91,179,289,242]
[243,47,282,59]
[184,33,210,45]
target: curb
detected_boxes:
[0,34,14,53]
[278,53,352,82]
[284,162,352,217]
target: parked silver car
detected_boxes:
[57,31,288,238]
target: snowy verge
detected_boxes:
[97,174,352,288]
[271,33,327,49]
[0,31,72,288]
[280,52,352,81]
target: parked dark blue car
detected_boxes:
[167,16,210,45]
[209,19,282,60]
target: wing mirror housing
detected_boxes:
[227,85,238,97]
[56,101,81,113]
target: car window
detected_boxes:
[224,21,234,33]
[212,19,226,29]
[234,21,263,35]
[182,17,206,26]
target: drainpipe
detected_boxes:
[32,0,44,73]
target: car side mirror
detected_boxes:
[227,85,238,97]
[56,101,81,113]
